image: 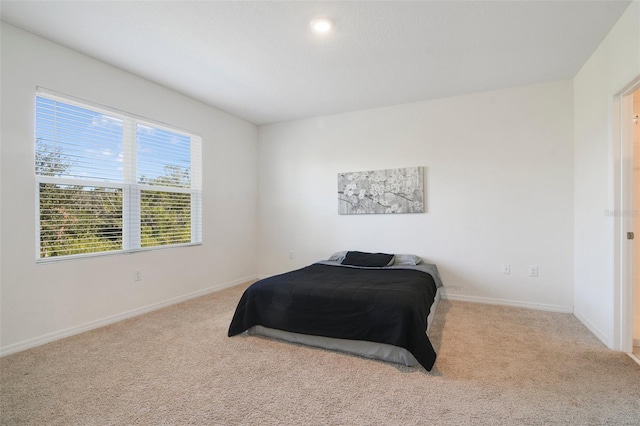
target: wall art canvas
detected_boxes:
[338,166,424,215]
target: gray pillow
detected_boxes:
[328,251,347,262]
[393,254,423,265]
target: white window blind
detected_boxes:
[35,89,202,260]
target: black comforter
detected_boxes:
[228,263,438,370]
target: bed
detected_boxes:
[227,251,444,371]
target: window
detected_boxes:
[35,89,202,260]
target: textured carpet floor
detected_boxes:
[1,282,639,425]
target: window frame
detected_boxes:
[35,87,202,263]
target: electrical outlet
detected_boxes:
[289,251,294,260]
[529,265,539,278]
[134,270,142,282]
[502,264,511,275]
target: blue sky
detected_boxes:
[36,96,191,185]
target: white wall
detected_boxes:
[573,1,640,348]
[258,80,574,312]
[0,24,258,354]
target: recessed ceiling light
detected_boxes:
[310,18,334,34]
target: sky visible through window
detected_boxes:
[35,97,191,184]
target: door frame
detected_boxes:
[613,76,640,353]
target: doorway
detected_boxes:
[614,77,640,361]
[632,89,640,360]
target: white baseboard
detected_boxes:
[441,291,573,313]
[628,353,640,367]
[0,275,257,357]
[573,310,610,348]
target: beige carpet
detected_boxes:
[1,282,639,425]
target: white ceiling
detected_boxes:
[0,1,632,125]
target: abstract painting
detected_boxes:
[338,166,424,215]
